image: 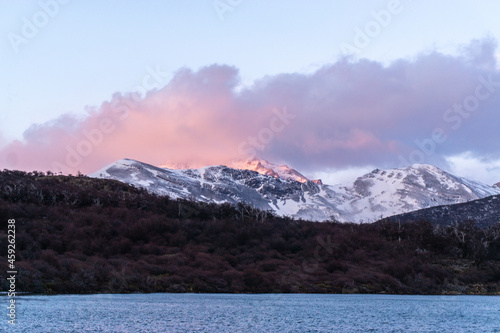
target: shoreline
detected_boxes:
[4,290,500,297]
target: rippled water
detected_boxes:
[1,293,499,332]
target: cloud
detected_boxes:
[310,165,377,186]
[1,38,499,177]
[446,152,500,185]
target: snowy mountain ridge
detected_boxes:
[160,158,313,184]
[226,159,311,183]
[89,159,500,223]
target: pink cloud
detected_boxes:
[1,38,499,175]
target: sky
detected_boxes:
[1,0,500,185]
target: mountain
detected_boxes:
[380,194,500,229]
[330,164,500,222]
[160,158,317,184]
[90,159,500,223]
[90,158,313,213]
[227,159,310,183]
[494,182,500,188]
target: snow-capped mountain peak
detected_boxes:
[328,164,500,222]
[89,159,500,223]
[227,159,309,183]
[158,158,310,184]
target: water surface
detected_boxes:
[2,293,499,332]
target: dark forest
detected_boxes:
[1,170,499,295]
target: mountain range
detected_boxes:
[90,158,500,223]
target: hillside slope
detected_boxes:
[380,195,500,229]
[1,170,500,295]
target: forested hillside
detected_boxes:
[380,195,500,229]
[1,170,499,295]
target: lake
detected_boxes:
[1,293,499,332]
